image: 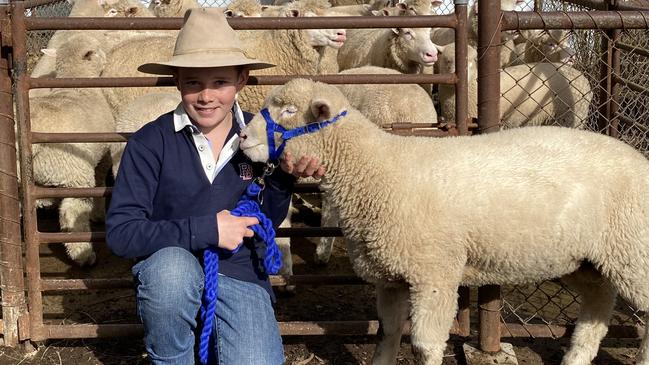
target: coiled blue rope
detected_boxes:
[198,182,283,364]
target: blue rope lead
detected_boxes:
[198,182,283,365]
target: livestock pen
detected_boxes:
[0,0,647,363]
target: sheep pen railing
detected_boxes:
[0,0,648,361]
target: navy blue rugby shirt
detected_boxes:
[105,106,295,298]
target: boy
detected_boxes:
[106,8,322,364]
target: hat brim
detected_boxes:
[137,52,275,75]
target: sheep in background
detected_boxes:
[437,43,592,129]
[103,0,154,17]
[100,34,177,117]
[236,0,347,112]
[507,29,576,66]
[240,78,649,365]
[224,0,264,17]
[430,0,520,67]
[148,0,199,17]
[30,33,115,266]
[109,92,180,177]
[30,0,156,97]
[337,25,438,74]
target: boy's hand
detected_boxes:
[216,210,259,251]
[280,152,326,179]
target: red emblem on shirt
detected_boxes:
[239,163,253,180]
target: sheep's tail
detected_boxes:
[198,182,282,365]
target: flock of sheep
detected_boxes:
[24,0,645,364]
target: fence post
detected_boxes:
[476,0,503,353]
[0,3,28,347]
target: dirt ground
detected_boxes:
[0,206,642,365]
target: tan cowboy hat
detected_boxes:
[138,7,275,75]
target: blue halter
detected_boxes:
[261,108,348,162]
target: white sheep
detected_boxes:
[30,33,115,266]
[224,0,264,17]
[308,65,439,264]
[337,25,438,75]
[148,0,199,17]
[240,78,649,365]
[30,0,156,97]
[507,29,575,66]
[109,92,180,177]
[437,43,592,129]
[430,0,519,68]
[100,34,177,116]
[236,0,347,112]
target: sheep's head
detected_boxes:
[240,79,350,164]
[437,43,477,76]
[54,34,107,78]
[393,27,438,66]
[283,2,347,49]
[224,0,263,17]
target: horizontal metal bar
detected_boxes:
[32,186,111,199]
[31,183,322,199]
[616,41,649,59]
[613,73,649,94]
[40,275,367,291]
[30,73,456,89]
[502,10,649,30]
[33,321,639,341]
[38,227,344,243]
[31,132,130,143]
[37,319,467,340]
[25,14,457,31]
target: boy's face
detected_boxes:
[174,66,249,133]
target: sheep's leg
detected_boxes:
[275,210,294,292]
[408,282,459,365]
[636,314,649,365]
[315,191,338,264]
[372,283,409,365]
[90,151,112,223]
[59,197,96,266]
[560,266,616,365]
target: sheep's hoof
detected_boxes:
[275,284,297,297]
[65,242,97,267]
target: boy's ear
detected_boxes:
[237,68,250,91]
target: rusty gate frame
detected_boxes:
[0,0,647,358]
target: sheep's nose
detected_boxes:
[239,133,247,140]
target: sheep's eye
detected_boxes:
[403,30,414,40]
[280,106,297,118]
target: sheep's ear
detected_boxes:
[41,48,56,57]
[82,50,97,61]
[285,8,300,17]
[395,2,407,10]
[126,6,139,16]
[310,98,333,122]
[431,0,442,8]
[381,9,390,16]
[371,9,380,15]
[391,27,399,35]
[224,9,234,17]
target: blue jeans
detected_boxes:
[132,247,284,365]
